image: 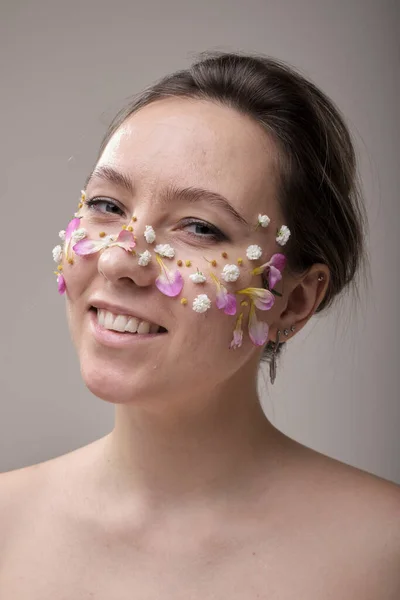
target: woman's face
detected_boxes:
[62,98,287,405]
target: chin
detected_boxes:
[79,356,162,405]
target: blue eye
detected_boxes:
[85,198,125,216]
[181,218,226,241]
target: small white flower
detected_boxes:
[138,250,152,266]
[246,244,262,260]
[276,225,291,246]
[59,230,66,241]
[104,234,117,244]
[144,225,156,244]
[192,294,212,313]
[189,271,207,284]
[71,228,87,243]
[154,243,175,258]
[52,245,63,263]
[258,214,270,228]
[221,264,240,282]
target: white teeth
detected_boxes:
[113,315,129,332]
[104,311,115,329]
[125,317,139,333]
[98,309,105,328]
[96,309,160,335]
[137,321,151,334]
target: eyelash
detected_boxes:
[84,198,227,242]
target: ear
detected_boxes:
[270,263,330,340]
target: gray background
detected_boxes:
[0,0,399,483]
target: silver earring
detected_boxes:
[269,325,295,385]
[318,274,324,281]
[269,329,281,385]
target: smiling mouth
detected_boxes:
[89,307,168,335]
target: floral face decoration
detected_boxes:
[53,197,290,351]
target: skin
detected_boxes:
[62,97,330,510]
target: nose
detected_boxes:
[97,245,158,288]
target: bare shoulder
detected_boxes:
[294,444,400,595]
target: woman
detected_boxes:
[1,51,399,598]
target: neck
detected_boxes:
[93,369,287,508]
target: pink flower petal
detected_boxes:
[230,313,243,349]
[111,229,136,252]
[267,266,283,290]
[65,217,81,244]
[248,303,269,346]
[64,217,81,260]
[73,239,107,255]
[252,253,286,289]
[213,275,237,315]
[57,274,66,295]
[224,292,237,316]
[155,256,184,297]
[236,287,275,311]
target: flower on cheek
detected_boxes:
[230,312,244,350]
[248,302,269,346]
[235,287,275,311]
[155,255,184,297]
[192,294,212,313]
[246,245,262,260]
[64,217,82,261]
[155,243,175,258]
[221,264,240,282]
[57,273,66,295]
[251,253,287,290]
[210,272,237,316]
[276,225,291,246]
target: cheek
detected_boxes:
[62,253,96,303]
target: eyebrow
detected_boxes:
[85,165,250,227]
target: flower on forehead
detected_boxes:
[138,250,152,266]
[235,287,275,311]
[192,294,212,313]
[230,312,244,350]
[248,302,269,346]
[144,225,156,244]
[52,245,63,264]
[251,253,287,290]
[189,270,207,284]
[276,225,291,246]
[246,245,262,260]
[257,214,270,228]
[154,243,175,258]
[155,255,184,297]
[210,272,237,316]
[221,264,240,283]
[73,229,135,256]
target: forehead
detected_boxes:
[97,98,280,217]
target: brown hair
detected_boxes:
[94,50,370,365]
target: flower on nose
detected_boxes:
[155,255,184,297]
[210,273,237,316]
[251,253,286,290]
[73,229,136,255]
